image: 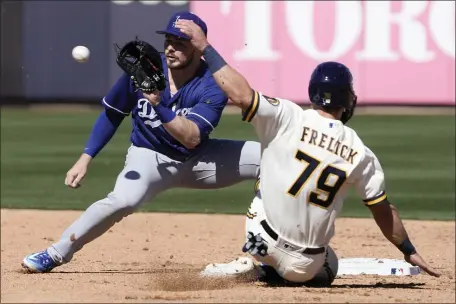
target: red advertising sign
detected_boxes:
[191,1,455,105]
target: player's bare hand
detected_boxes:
[65,154,92,189]
[405,252,441,277]
[174,19,209,52]
[143,90,161,106]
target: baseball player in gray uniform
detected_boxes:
[22,11,261,273]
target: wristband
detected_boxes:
[202,44,227,74]
[396,238,417,256]
[153,104,176,123]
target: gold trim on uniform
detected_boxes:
[254,178,260,194]
[246,211,257,219]
[242,90,260,122]
[364,191,387,206]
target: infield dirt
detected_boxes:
[1,209,454,303]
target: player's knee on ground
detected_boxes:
[280,260,325,283]
[273,246,338,286]
[304,246,339,287]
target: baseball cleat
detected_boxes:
[22,250,59,273]
[256,263,284,283]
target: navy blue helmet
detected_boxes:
[308,61,358,124]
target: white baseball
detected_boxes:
[72,45,90,63]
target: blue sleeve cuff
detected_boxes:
[153,103,176,123]
[186,113,214,139]
[83,109,124,158]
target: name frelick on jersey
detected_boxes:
[300,126,358,164]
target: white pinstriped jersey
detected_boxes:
[242,91,388,248]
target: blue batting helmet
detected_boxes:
[308,61,358,124]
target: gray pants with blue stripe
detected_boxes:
[48,139,261,263]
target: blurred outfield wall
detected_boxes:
[0,0,454,106]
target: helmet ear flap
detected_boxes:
[340,91,357,125]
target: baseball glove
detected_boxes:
[114,38,166,93]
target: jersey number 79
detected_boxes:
[287,150,347,209]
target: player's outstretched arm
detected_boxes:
[368,202,441,277]
[357,148,441,277]
[175,20,254,113]
[65,109,125,188]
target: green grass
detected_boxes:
[1,107,455,220]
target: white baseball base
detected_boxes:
[337,258,421,276]
[200,257,256,278]
[200,257,421,279]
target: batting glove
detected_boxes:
[242,232,268,257]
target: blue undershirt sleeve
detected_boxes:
[83,109,125,158]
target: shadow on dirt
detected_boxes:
[18,267,199,275]
[332,282,426,289]
[262,281,426,289]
